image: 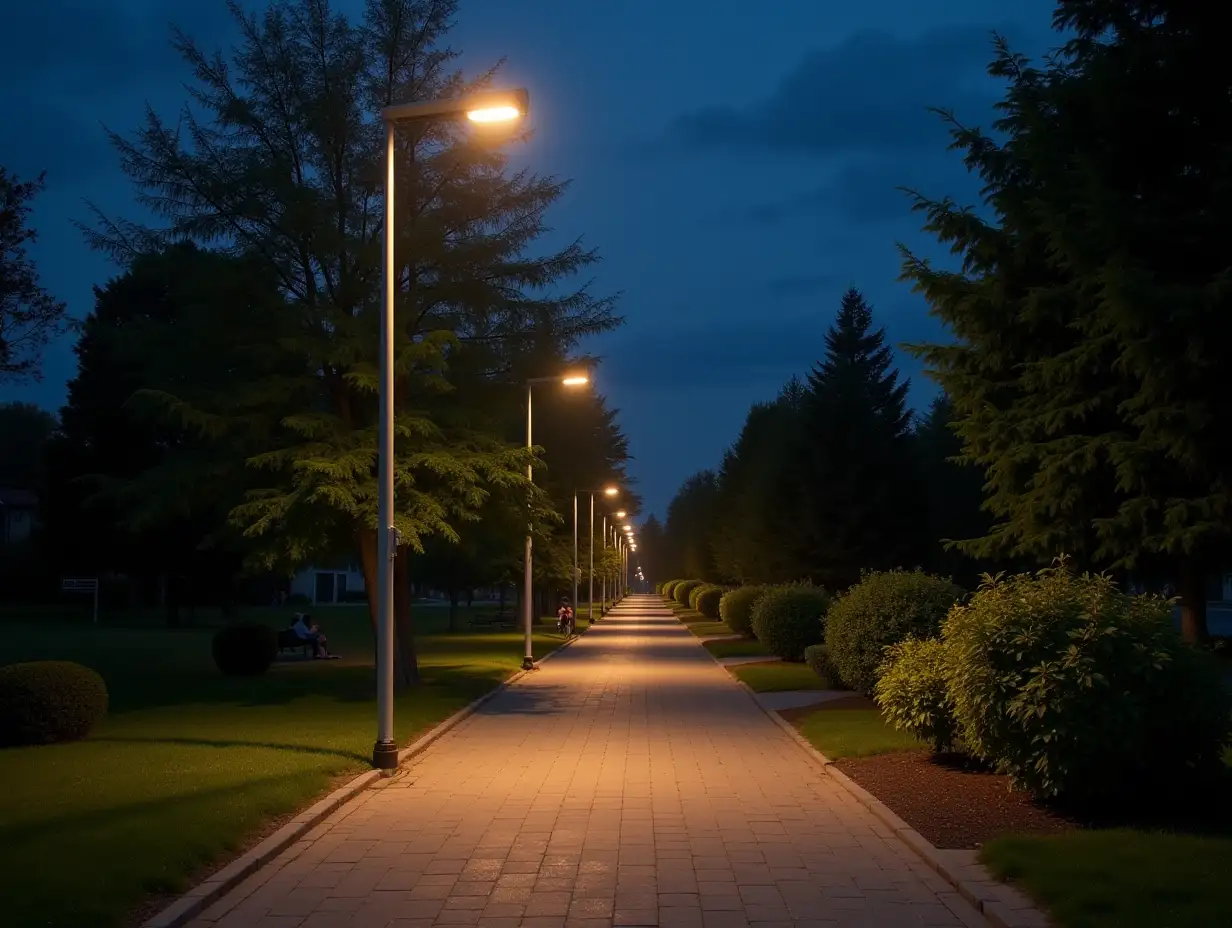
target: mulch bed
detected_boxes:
[778,697,1075,850]
[836,751,1075,850]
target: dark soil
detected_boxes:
[781,697,1232,851]
[836,750,1076,850]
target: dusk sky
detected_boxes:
[0,0,1058,520]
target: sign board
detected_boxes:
[61,578,100,624]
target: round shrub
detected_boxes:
[875,637,957,753]
[803,643,841,687]
[695,586,724,619]
[0,661,109,747]
[661,579,679,600]
[674,580,703,607]
[720,586,765,637]
[825,569,963,694]
[688,583,718,611]
[945,563,1232,802]
[751,584,830,661]
[212,622,277,676]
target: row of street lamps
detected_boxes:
[372,85,639,770]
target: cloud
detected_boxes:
[766,273,839,297]
[668,24,1028,157]
[725,152,984,227]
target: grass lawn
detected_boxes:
[983,830,1232,928]
[731,660,828,692]
[792,707,923,759]
[705,637,769,659]
[0,604,576,928]
[687,620,731,638]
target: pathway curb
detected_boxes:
[140,627,589,928]
[676,599,1049,928]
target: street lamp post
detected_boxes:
[582,486,618,623]
[374,88,529,772]
[522,373,589,670]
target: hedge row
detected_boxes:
[874,563,1231,803]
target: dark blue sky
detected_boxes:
[0,0,1056,519]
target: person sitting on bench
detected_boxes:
[291,613,337,659]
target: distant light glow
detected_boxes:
[604,486,619,496]
[467,105,521,123]
[615,510,627,518]
[561,375,589,387]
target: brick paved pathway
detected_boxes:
[188,595,987,928]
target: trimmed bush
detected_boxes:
[661,579,679,600]
[655,582,664,594]
[751,584,830,661]
[720,586,765,637]
[945,562,1232,802]
[825,569,963,694]
[803,644,840,687]
[0,661,109,747]
[673,580,703,607]
[695,585,724,619]
[875,638,957,753]
[688,583,716,611]
[212,622,277,676]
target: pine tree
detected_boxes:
[902,3,1232,641]
[785,288,922,588]
[1,168,70,383]
[638,514,665,587]
[663,471,721,582]
[85,0,619,682]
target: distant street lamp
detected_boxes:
[374,87,528,772]
[580,484,619,623]
[523,371,589,670]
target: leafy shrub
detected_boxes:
[945,562,1232,802]
[751,584,830,661]
[0,661,109,747]
[688,583,718,611]
[695,586,724,619]
[803,644,840,687]
[825,569,963,694]
[875,637,957,753]
[212,622,277,676]
[655,582,664,594]
[674,580,703,607]
[720,586,765,637]
[661,580,678,599]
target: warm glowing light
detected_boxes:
[467,105,521,123]
[603,485,619,496]
[561,374,589,386]
[615,510,627,518]
[623,524,632,531]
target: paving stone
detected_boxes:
[153,597,1011,928]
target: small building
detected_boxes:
[290,562,366,605]
[0,488,37,546]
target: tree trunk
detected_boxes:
[448,587,459,633]
[393,545,418,687]
[1178,557,1210,644]
[465,588,473,608]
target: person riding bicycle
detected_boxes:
[557,598,575,636]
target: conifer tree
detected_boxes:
[785,288,922,588]
[902,2,1232,640]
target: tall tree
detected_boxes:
[0,402,57,489]
[785,288,922,588]
[712,378,805,584]
[902,2,1232,641]
[913,393,992,585]
[1,168,70,383]
[89,0,619,683]
[637,514,665,587]
[663,470,721,582]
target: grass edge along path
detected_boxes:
[0,608,580,928]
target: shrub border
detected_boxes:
[141,628,590,928]
[694,625,1047,928]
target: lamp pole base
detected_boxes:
[521,656,536,671]
[372,740,399,772]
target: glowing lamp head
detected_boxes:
[623,524,632,532]
[467,104,521,123]
[561,375,589,387]
[615,510,627,518]
[603,485,619,497]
